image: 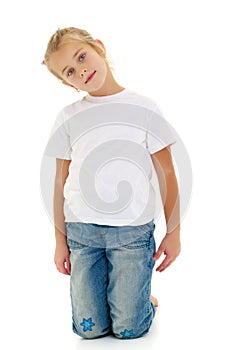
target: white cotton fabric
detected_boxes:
[45,88,176,226]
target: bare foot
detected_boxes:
[150,295,159,307]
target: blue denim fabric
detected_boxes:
[66,220,156,339]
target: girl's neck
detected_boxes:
[89,69,125,97]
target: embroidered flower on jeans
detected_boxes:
[120,329,135,339]
[80,317,95,332]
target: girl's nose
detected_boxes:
[80,68,87,77]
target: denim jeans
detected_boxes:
[66,220,156,339]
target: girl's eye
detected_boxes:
[67,68,74,77]
[79,53,86,62]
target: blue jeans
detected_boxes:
[66,220,156,339]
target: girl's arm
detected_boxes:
[150,147,181,272]
[53,158,71,275]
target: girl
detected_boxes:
[43,27,181,339]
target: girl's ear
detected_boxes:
[95,39,106,56]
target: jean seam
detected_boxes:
[119,229,154,250]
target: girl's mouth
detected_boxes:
[85,70,96,84]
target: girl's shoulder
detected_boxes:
[50,96,89,134]
[124,89,164,116]
[58,95,93,121]
[63,96,87,114]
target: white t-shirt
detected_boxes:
[45,88,176,226]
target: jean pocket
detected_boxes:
[121,231,153,250]
[67,238,87,250]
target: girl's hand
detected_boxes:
[153,232,181,272]
[54,242,71,275]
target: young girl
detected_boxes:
[43,27,181,339]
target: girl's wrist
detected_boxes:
[166,225,180,235]
[55,228,67,243]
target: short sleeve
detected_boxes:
[146,109,176,154]
[44,112,72,160]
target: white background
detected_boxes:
[1,0,232,349]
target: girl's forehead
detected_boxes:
[58,40,90,51]
[50,41,89,63]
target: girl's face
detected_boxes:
[49,40,108,93]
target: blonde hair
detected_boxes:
[43,27,112,80]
